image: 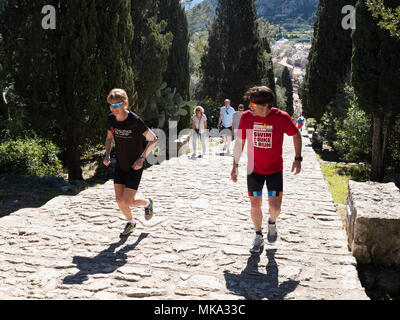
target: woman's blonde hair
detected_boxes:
[194,106,204,115]
[107,88,129,104]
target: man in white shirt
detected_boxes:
[217,99,235,154]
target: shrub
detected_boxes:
[333,103,371,162]
[0,138,62,177]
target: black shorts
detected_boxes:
[247,171,283,198]
[114,165,143,191]
[220,126,232,135]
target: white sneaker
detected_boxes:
[267,222,278,243]
[249,234,264,254]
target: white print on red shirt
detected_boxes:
[253,123,273,149]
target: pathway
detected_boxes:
[0,132,368,300]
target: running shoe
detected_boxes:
[267,221,278,243]
[144,198,154,221]
[249,234,264,254]
[120,222,136,237]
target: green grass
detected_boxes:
[317,154,371,229]
[319,162,351,205]
[317,154,371,206]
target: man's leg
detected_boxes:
[247,172,266,254]
[265,171,284,243]
[268,196,283,223]
[250,195,263,231]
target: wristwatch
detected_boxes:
[139,156,145,160]
[295,156,303,162]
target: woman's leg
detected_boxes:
[200,133,206,154]
[192,131,198,155]
[114,184,133,221]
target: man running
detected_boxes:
[103,88,158,237]
[231,86,302,254]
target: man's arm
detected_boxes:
[231,134,246,182]
[217,114,223,128]
[291,131,302,175]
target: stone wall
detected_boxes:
[347,180,400,298]
[347,180,400,267]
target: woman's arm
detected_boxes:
[132,129,158,170]
[103,130,114,166]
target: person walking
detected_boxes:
[297,115,305,131]
[103,88,158,237]
[232,104,245,140]
[191,106,207,158]
[231,86,302,254]
[217,99,235,154]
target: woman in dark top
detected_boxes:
[103,88,158,237]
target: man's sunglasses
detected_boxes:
[109,103,123,108]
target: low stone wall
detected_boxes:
[347,180,400,266]
[347,180,400,298]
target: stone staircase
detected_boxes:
[0,132,368,299]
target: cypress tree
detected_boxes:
[222,0,265,106]
[281,67,294,116]
[158,0,190,100]
[299,0,356,120]
[200,0,228,104]
[260,37,276,95]
[352,0,400,181]
[201,0,267,107]
[131,0,173,108]
[0,0,135,180]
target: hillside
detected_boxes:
[186,0,318,43]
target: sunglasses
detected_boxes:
[249,102,257,108]
[109,103,123,108]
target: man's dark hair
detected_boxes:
[243,86,275,107]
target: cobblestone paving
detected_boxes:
[0,133,369,300]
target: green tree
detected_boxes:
[367,0,400,38]
[201,0,270,107]
[299,0,356,120]
[333,86,372,162]
[259,34,276,95]
[158,0,190,100]
[0,0,135,180]
[281,67,293,116]
[200,0,227,104]
[352,0,400,181]
[130,0,173,108]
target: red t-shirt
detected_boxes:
[238,108,298,175]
